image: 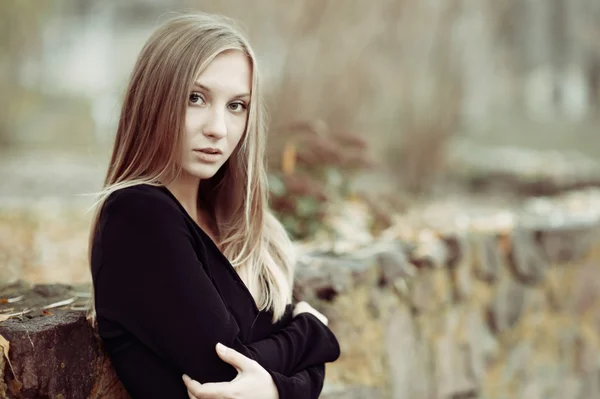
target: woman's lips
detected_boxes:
[193,149,222,163]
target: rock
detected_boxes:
[580,370,600,399]
[521,192,600,264]
[557,377,584,399]
[408,268,453,313]
[375,242,416,287]
[569,262,600,320]
[0,281,89,320]
[504,342,533,388]
[293,255,361,302]
[408,230,450,269]
[0,311,127,399]
[470,233,503,283]
[441,233,466,270]
[321,384,384,399]
[443,233,473,301]
[535,224,600,265]
[506,227,548,285]
[464,306,496,386]
[487,276,526,334]
[434,312,480,398]
[385,303,433,399]
[323,283,388,390]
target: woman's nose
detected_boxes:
[203,108,227,139]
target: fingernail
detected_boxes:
[216,342,226,354]
[182,374,190,383]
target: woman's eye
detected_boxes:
[228,102,247,112]
[189,92,205,105]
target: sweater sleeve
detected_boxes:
[92,188,340,385]
[268,364,326,399]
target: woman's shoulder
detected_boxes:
[103,184,181,218]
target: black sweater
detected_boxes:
[91,184,340,398]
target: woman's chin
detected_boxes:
[185,164,222,180]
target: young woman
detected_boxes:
[88,13,340,399]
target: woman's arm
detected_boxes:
[263,303,328,399]
[268,364,326,399]
[183,349,326,399]
[92,188,340,384]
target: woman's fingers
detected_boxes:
[183,374,225,399]
[183,375,205,398]
[293,301,329,325]
[182,350,278,399]
[292,301,308,317]
[314,311,328,326]
[182,344,264,398]
[215,342,256,373]
[187,381,233,399]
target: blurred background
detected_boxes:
[1,0,600,280]
[2,1,600,398]
[2,0,600,279]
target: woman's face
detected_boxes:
[180,50,252,181]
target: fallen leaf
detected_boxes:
[42,297,76,310]
[281,142,297,175]
[0,333,17,379]
[0,298,7,304]
[0,314,10,323]
[7,295,24,304]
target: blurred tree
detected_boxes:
[267,120,374,240]
[0,0,53,147]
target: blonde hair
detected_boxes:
[87,13,296,323]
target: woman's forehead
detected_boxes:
[194,50,252,97]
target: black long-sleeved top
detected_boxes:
[91,184,340,398]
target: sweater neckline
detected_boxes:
[154,184,261,314]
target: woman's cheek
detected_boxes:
[185,107,205,130]
[232,120,247,143]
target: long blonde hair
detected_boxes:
[88,13,296,323]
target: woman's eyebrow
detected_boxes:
[193,82,250,99]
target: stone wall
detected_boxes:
[2,188,600,398]
[306,188,600,399]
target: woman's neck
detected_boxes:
[164,175,218,243]
[165,174,201,222]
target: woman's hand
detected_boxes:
[293,301,328,326]
[183,343,279,399]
